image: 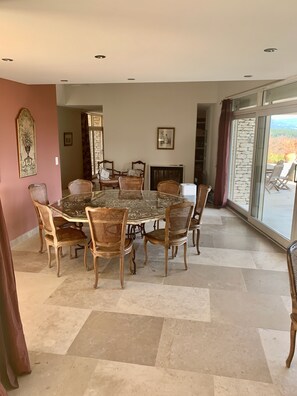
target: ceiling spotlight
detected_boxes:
[95,54,106,59]
[244,75,253,78]
[264,48,278,53]
[2,58,13,62]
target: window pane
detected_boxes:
[264,81,297,105]
[232,93,257,111]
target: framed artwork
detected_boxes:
[16,108,37,178]
[64,132,73,146]
[157,127,175,150]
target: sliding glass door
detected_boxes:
[251,113,297,240]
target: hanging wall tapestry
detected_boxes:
[16,108,37,178]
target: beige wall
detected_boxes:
[57,80,273,189]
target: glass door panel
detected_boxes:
[251,114,297,239]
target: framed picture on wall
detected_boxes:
[64,132,73,146]
[16,108,37,178]
[157,127,175,150]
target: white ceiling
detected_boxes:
[1,0,297,85]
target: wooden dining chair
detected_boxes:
[118,176,145,238]
[189,184,211,255]
[85,206,135,289]
[131,160,146,179]
[157,179,180,195]
[286,240,297,368]
[118,176,144,191]
[34,201,88,277]
[144,201,194,276]
[28,183,71,253]
[68,179,93,194]
[154,180,181,229]
[97,159,120,190]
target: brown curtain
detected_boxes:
[81,112,92,180]
[0,199,31,391]
[213,99,232,207]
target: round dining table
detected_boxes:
[50,189,188,225]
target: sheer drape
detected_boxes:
[0,199,31,391]
[81,112,92,180]
[213,99,232,207]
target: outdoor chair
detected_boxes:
[265,164,284,192]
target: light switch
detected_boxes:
[55,157,59,165]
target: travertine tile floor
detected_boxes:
[7,207,297,395]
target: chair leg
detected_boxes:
[192,229,196,246]
[55,247,61,277]
[120,256,124,289]
[164,245,168,277]
[38,227,44,253]
[144,237,148,265]
[47,244,52,268]
[196,228,201,255]
[83,244,88,270]
[94,256,99,289]
[286,322,296,368]
[184,243,188,270]
[130,247,136,274]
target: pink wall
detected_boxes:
[0,78,62,241]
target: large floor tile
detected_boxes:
[15,271,65,305]
[12,250,48,272]
[186,247,257,269]
[259,329,297,396]
[8,351,97,396]
[156,318,272,383]
[115,281,210,321]
[212,233,282,252]
[46,274,123,310]
[164,263,246,291]
[210,289,290,330]
[251,251,287,271]
[84,360,214,396]
[67,311,164,366]
[214,375,281,395]
[19,303,91,354]
[242,268,290,296]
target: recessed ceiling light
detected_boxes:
[95,54,106,59]
[2,58,13,62]
[264,47,278,53]
[127,78,135,81]
[60,79,68,82]
[244,75,253,78]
